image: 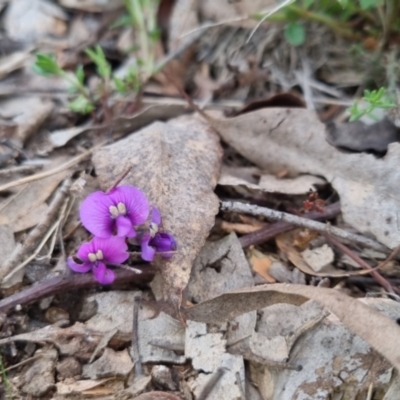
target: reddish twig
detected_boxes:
[0,266,155,315]
[324,234,399,294]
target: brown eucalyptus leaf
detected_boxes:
[199,107,400,248]
[185,283,400,370]
[92,116,222,308]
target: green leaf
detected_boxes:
[303,0,315,8]
[359,0,380,10]
[85,45,111,80]
[284,21,305,46]
[33,53,63,76]
[68,95,95,114]
[113,76,127,94]
[110,13,131,29]
[336,0,349,7]
[75,65,85,86]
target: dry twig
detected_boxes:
[0,144,104,193]
[221,201,389,253]
[239,202,341,247]
[0,267,155,315]
[0,179,72,282]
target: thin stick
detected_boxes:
[131,294,143,377]
[239,202,341,248]
[0,143,104,193]
[4,355,43,372]
[197,368,227,400]
[247,0,295,43]
[324,234,397,294]
[221,201,390,254]
[0,184,28,214]
[0,179,72,282]
[106,166,132,193]
[3,219,60,282]
[0,267,155,315]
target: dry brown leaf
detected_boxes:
[4,0,67,42]
[0,97,53,144]
[248,248,276,283]
[276,230,387,278]
[0,50,30,80]
[185,283,400,370]
[12,203,48,233]
[0,158,70,232]
[219,166,325,195]
[199,107,400,248]
[93,116,222,309]
[0,225,19,289]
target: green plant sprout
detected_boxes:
[33,53,94,114]
[33,1,159,115]
[348,87,396,121]
[254,0,393,47]
[0,353,12,400]
[116,0,160,80]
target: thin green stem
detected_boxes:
[287,4,362,40]
[0,353,12,400]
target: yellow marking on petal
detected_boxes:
[96,250,104,260]
[109,205,119,218]
[117,202,127,215]
[88,253,97,262]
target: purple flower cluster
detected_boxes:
[67,185,176,284]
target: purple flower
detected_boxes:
[140,207,176,261]
[80,185,149,238]
[67,236,129,284]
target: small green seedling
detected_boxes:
[348,88,397,121]
[33,53,94,115]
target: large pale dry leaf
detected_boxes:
[0,97,53,144]
[250,299,396,400]
[202,108,400,248]
[219,166,325,195]
[0,225,20,289]
[93,116,222,307]
[4,0,67,42]
[185,283,400,370]
[0,50,30,80]
[0,158,70,231]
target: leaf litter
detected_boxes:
[2,0,400,399]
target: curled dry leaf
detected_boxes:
[185,283,400,370]
[93,115,222,309]
[200,107,400,248]
[219,166,325,196]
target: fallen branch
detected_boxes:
[0,267,155,315]
[221,201,389,253]
[324,234,400,294]
[238,202,341,247]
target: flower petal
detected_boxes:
[140,233,156,262]
[80,191,114,238]
[93,261,115,284]
[109,186,149,226]
[92,236,129,265]
[67,257,92,273]
[116,215,135,238]
[151,206,162,225]
[77,240,95,262]
[152,233,176,253]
